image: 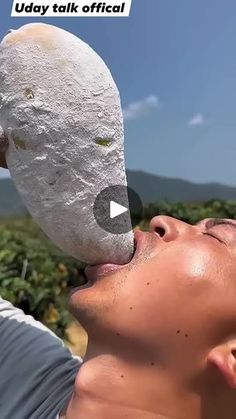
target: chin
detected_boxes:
[67,231,146,326]
[67,270,119,329]
[68,287,98,327]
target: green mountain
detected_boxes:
[1,170,236,217]
[126,170,236,203]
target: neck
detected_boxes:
[64,341,201,419]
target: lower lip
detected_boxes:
[83,231,142,284]
[85,263,125,283]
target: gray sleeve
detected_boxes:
[0,297,82,419]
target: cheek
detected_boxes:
[113,241,227,320]
[155,240,224,286]
[120,241,221,314]
[176,245,213,280]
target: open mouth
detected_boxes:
[84,231,140,284]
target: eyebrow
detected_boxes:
[196,218,236,230]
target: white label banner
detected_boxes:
[11,0,133,17]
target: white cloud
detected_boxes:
[123,95,161,121]
[188,113,204,127]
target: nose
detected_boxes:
[149,215,191,242]
[7,29,15,35]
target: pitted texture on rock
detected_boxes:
[0,23,134,264]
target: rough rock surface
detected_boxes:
[0,23,134,264]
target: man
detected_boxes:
[1,149,236,419]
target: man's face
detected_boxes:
[69,216,236,369]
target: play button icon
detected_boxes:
[110,201,128,219]
[93,185,143,234]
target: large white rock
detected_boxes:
[0,23,134,265]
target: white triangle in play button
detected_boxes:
[110,201,128,219]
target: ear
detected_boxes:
[207,340,236,389]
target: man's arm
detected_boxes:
[0,297,82,419]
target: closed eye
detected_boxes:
[203,232,225,244]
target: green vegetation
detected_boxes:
[142,199,236,226]
[0,199,235,339]
[0,219,85,340]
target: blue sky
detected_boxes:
[1,0,236,185]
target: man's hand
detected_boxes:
[0,129,8,169]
